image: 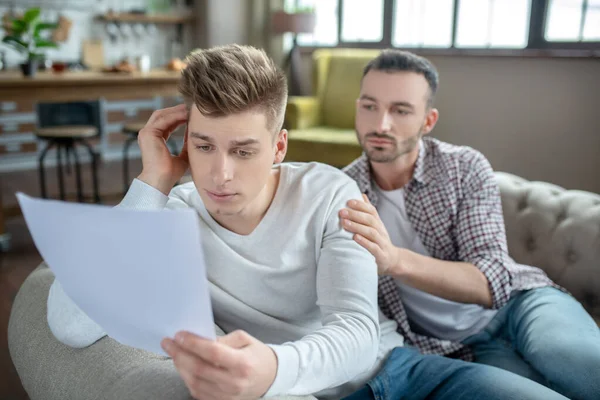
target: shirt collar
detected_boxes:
[412,138,436,185]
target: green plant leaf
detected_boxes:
[29,52,44,61]
[34,39,57,48]
[23,8,41,24]
[2,36,28,53]
[35,22,58,31]
[11,19,27,35]
[33,23,57,40]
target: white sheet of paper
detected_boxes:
[16,192,215,356]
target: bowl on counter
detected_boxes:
[51,62,68,73]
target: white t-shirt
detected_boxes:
[374,181,497,342]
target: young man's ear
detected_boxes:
[273,129,288,164]
[422,108,439,135]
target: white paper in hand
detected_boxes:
[16,192,215,356]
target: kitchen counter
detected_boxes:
[0,69,183,101]
[0,69,182,85]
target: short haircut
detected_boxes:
[179,44,288,132]
[363,49,439,108]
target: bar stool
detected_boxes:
[122,122,178,195]
[36,126,101,203]
[36,100,103,203]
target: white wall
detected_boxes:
[422,55,600,194]
[204,0,249,47]
[194,0,284,62]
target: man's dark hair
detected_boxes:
[362,49,439,108]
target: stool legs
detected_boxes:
[38,140,55,199]
[123,135,137,195]
[38,138,101,203]
[79,139,101,203]
[64,143,72,175]
[91,149,100,203]
[70,143,84,203]
[56,144,66,201]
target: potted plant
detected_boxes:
[2,7,58,77]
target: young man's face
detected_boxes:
[355,70,438,163]
[187,105,286,217]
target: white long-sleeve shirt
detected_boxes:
[47,162,404,398]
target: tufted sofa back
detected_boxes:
[496,172,600,320]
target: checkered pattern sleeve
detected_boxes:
[454,151,513,309]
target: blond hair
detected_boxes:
[178,44,287,133]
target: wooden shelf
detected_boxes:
[96,13,195,24]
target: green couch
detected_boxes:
[284,49,383,167]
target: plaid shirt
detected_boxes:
[343,137,556,360]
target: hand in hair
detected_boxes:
[137,104,190,195]
[161,329,278,400]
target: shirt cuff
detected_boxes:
[264,344,301,397]
[118,178,169,210]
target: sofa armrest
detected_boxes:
[496,172,600,321]
[285,96,321,130]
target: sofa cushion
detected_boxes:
[317,49,379,129]
[8,266,193,400]
[286,127,361,167]
[8,265,317,400]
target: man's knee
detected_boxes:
[528,334,600,370]
[554,342,600,398]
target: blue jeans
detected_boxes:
[463,287,600,400]
[342,347,567,400]
[344,287,600,400]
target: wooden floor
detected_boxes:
[0,217,42,400]
[0,157,142,400]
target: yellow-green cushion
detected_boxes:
[285,96,320,130]
[316,49,381,130]
[289,127,359,144]
[286,127,362,167]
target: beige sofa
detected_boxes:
[8,172,600,400]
